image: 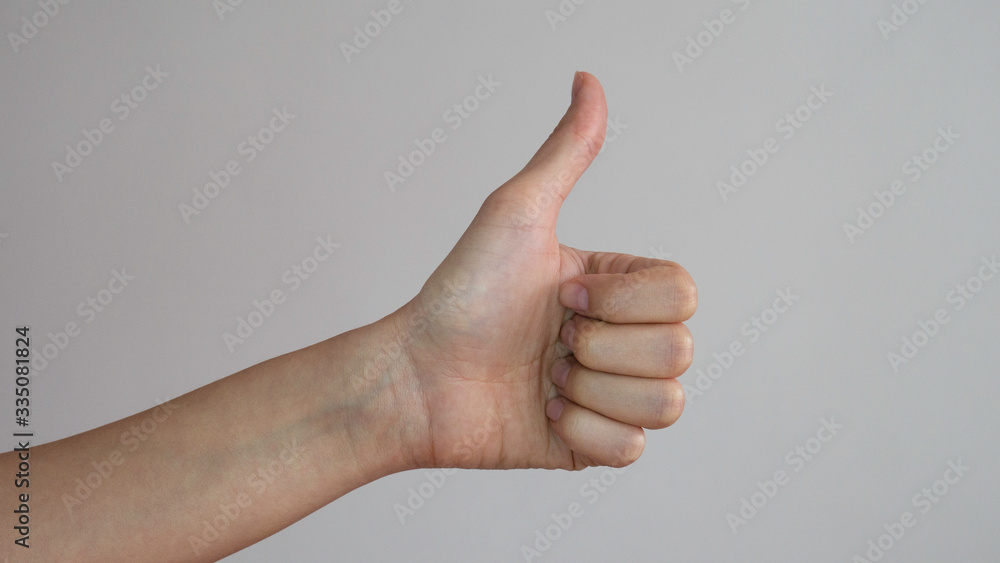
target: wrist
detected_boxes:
[308,308,429,485]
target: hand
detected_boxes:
[1,71,696,563]
[387,72,698,471]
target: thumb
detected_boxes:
[492,71,608,229]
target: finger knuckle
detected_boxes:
[570,128,604,163]
[608,430,645,468]
[666,324,694,376]
[597,284,625,321]
[669,267,698,319]
[573,319,601,361]
[647,380,684,429]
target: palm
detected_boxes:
[401,187,591,470]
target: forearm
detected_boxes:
[1,314,419,562]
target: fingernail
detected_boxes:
[571,71,583,101]
[560,319,576,349]
[560,281,588,312]
[546,397,565,421]
[552,359,570,387]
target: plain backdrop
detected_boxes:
[2,1,998,561]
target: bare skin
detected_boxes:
[0,72,696,561]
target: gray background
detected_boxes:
[2,1,998,561]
